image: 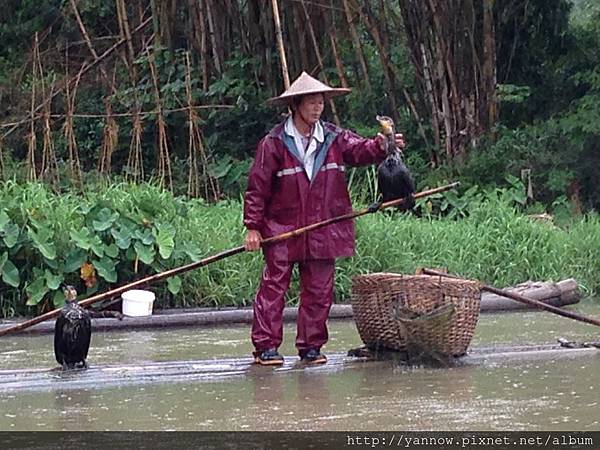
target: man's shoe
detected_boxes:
[300,348,327,365]
[254,348,284,366]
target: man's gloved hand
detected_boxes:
[245,229,262,251]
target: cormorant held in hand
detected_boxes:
[370,115,415,212]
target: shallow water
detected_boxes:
[0,303,599,431]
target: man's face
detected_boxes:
[297,94,325,125]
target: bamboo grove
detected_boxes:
[0,1,596,205]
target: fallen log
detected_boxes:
[0,279,581,334]
[478,278,580,311]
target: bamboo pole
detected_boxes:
[420,268,600,328]
[126,106,144,183]
[271,0,290,89]
[184,52,219,201]
[0,182,459,337]
[62,55,83,190]
[299,0,341,125]
[147,47,173,191]
[26,32,40,182]
[341,0,371,92]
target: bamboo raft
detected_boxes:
[0,343,597,393]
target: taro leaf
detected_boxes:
[125,246,137,261]
[0,252,7,271]
[28,227,56,260]
[94,257,117,283]
[184,244,202,262]
[134,241,155,265]
[45,258,59,270]
[70,228,93,250]
[64,249,87,273]
[134,228,154,245]
[90,235,105,258]
[167,276,182,295]
[92,208,120,232]
[111,227,132,249]
[45,270,63,290]
[2,259,20,287]
[155,223,175,259]
[0,210,10,232]
[26,278,48,306]
[53,289,66,308]
[2,222,20,248]
[105,243,119,258]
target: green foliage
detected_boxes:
[1,181,599,318]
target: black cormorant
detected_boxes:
[54,284,123,370]
[369,115,415,212]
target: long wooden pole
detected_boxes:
[0,182,459,337]
[421,268,600,327]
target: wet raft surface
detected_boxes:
[0,344,597,392]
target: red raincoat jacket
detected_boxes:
[244,120,386,262]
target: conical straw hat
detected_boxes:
[266,71,351,107]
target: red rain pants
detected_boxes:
[251,258,335,357]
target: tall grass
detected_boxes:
[0,181,599,317]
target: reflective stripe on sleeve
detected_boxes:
[275,166,304,177]
[320,163,345,172]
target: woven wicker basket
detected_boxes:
[351,273,482,356]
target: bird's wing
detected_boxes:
[54,315,68,363]
[80,316,92,359]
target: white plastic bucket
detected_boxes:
[121,290,156,317]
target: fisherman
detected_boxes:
[244,71,406,365]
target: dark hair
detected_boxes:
[290,96,302,109]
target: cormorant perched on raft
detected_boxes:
[54,284,123,370]
[369,115,415,212]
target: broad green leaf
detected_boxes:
[52,290,66,308]
[111,227,132,249]
[105,243,119,258]
[134,228,154,245]
[90,235,105,258]
[64,249,87,273]
[0,252,7,272]
[2,259,20,287]
[94,257,117,283]
[45,258,59,270]
[184,245,202,262]
[125,246,137,261]
[134,241,155,265]
[45,270,63,290]
[92,208,120,232]
[70,228,93,250]
[2,222,20,248]
[0,210,10,232]
[155,223,175,259]
[26,278,48,305]
[28,228,56,260]
[167,276,182,295]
